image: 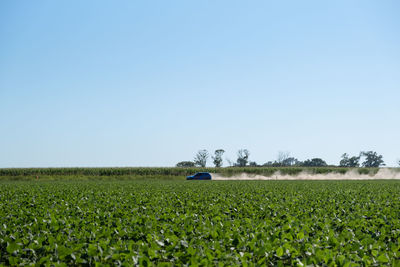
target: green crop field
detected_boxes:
[0,167,381,181]
[1,180,400,266]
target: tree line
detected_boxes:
[176,150,391,168]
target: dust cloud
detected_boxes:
[212,168,400,180]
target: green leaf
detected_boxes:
[187,246,196,256]
[6,242,19,254]
[276,247,284,257]
[58,245,72,259]
[297,232,304,240]
[336,254,346,265]
[377,254,389,263]
[8,256,18,265]
[88,244,97,257]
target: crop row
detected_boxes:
[0,167,379,178]
[1,180,400,265]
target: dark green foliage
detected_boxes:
[193,150,209,167]
[236,149,250,167]
[339,153,360,167]
[267,152,301,167]
[1,180,400,265]
[212,149,225,167]
[361,151,385,167]
[281,157,300,166]
[263,157,300,167]
[300,158,328,167]
[176,161,195,167]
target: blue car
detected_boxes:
[186,172,212,180]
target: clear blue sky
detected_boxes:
[1,1,399,167]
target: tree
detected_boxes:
[300,158,327,167]
[277,151,290,165]
[249,161,258,167]
[176,161,195,167]
[263,152,300,167]
[339,153,360,167]
[262,161,275,167]
[193,150,209,167]
[281,157,300,166]
[398,160,400,166]
[212,149,225,167]
[236,149,250,167]
[360,151,385,167]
